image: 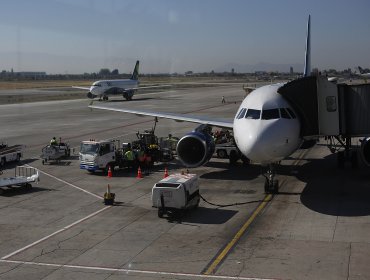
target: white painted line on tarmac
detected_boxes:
[0,259,276,280]
[1,206,111,260]
[26,164,102,200]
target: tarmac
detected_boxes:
[0,84,370,280]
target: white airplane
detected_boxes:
[357,66,370,78]
[73,61,168,101]
[89,16,370,193]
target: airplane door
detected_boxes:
[316,76,340,136]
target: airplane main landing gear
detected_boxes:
[263,164,279,194]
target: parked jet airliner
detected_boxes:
[73,61,168,101]
[89,16,370,193]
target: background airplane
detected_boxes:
[73,61,169,101]
[89,15,370,194]
[357,66,370,78]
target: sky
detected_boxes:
[0,0,369,74]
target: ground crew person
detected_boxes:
[50,137,58,145]
[138,148,145,168]
[124,148,135,170]
[221,96,226,103]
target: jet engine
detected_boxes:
[176,124,215,168]
[87,92,97,99]
[360,137,370,166]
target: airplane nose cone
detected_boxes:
[234,119,301,164]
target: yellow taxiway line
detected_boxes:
[203,194,273,275]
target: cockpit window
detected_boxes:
[280,108,291,119]
[93,82,101,87]
[236,108,246,119]
[262,109,279,120]
[286,108,296,119]
[245,109,261,119]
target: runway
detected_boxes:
[0,84,370,280]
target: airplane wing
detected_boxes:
[89,105,234,129]
[72,86,90,90]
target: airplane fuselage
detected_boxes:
[90,79,138,99]
[233,84,302,165]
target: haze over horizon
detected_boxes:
[0,0,369,74]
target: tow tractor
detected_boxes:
[152,172,200,218]
[0,166,39,195]
[132,130,177,163]
[41,138,70,164]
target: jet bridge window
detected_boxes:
[262,109,279,120]
[245,109,261,119]
[236,108,246,119]
[326,96,337,112]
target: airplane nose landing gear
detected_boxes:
[263,164,279,194]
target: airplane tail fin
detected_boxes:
[130,60,140,80]
[303,15,311,77]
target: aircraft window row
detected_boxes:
[245,109,261,119]
[262,109,279,120]
[236,107,296,120]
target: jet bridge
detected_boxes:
[278,76,370,137]
[278,76,370,167]
[337,83,370,137]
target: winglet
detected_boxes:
[130,60,140,80]
[303,15,311,77]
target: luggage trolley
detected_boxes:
[0,166,39,194]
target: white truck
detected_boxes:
[0,144,24,167]
[79,140,127,174]
[152,173,200,218]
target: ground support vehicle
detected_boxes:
[214,142,250,165]
[0,144,24,167]
[132,130,178,163]
[152,173,200,218]
[79,140,131,174]
[41,142,70,164]
[0,166,39,194]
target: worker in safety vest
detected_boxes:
[50,137,58,146]
[124,148,135,169]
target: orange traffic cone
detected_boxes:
[107,166,112,178]
[164,167,169,178]
[136,166,143,179]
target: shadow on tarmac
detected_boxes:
[201,161,260,181]
[165,207,238,225]
[296,153,370,217]
[0,186,53,197]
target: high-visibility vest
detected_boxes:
[125,150,134,161]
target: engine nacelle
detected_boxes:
[360,137,370,166]
[87,92,97,99]
[176,130,215,168]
